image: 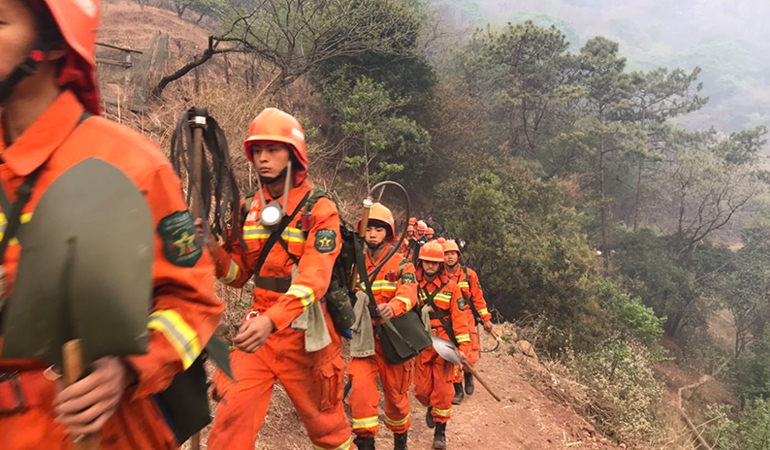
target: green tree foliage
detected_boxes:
[310,0,435,122]
[433,162,662,353]
[324,77,431,187]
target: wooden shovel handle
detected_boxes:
[463,362,502,402]
[63,339,101,450]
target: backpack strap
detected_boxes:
[239,188,257,229]
[421,280,458,346]
[397,257,409,279]
[462,266,481,322]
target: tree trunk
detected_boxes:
[633,157,644,232]
[665,311,684,336]
[599,133,610,272]
[224,54,230,85]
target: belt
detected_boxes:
[0,371,47,415]
[253,276,292,293]
[429,309,451,320]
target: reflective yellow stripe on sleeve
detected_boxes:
[148,310,202,369]
[456,333,471,343]
[220,259,240,283]
[393,296,412,311]
[286,284,316,311]
[479,308,489,316]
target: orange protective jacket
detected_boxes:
[364,249,417,317]
[211,179,340,331]
[448,264,491,322]
[0,91,222,448]
[417,271,471,355]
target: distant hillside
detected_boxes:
[431,0,770,146]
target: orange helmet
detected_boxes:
[416,221,427,232]
[358,202,396,243]
[443,239,461,256]
[425,227,435,238]
[245,108,309,183]
[437,237,446,244]
[407,225,415,233]
[409,217,417,226]
[16,0,101,114]
[419,241,445,263]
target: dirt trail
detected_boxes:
[190,337,622,450]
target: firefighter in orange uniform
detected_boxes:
[400,224,415,255]
[443,240,492,404]
[349,203,417,450]
[413,241,472,449]
[425,228,435,241]
[205,108,352,450]
[415,221,427,241]
[0,0,222,447]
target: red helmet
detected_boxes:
[358,203,396,243]
[419,241,445,263]
[437,237,446,244]
[245,108,309,183]
[409,217,417,226]
[36,0,101,114]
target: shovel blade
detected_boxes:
[2,158,154,368]
[432,336,462,365]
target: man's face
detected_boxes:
[0,0,37,85]
[422,260,440,276]
[251,142,291,180]
[407,231,414,238]
[366,225,388,248]
[445,251,459,267]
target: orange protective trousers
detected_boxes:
[413,345,455,424]
[207,315,351,450]
[348,340,413,437]
[455,315,480,383]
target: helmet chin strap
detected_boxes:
[258,166,289,185]
[366,241,385,251]
[257,161,292,229]
[0,40,48,105]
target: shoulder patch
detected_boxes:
[401,273,416,284]
[158,210,202,268]
[314,228,337,253]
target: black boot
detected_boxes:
[354,436,375,450]
[394,431,408,450]
[452,382,464,405]
[426,407,435,429]
[432,423,447,449]
[464,371,475,395]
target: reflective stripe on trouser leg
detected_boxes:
[378,351,412,434]
[429,356,455,424]
[348,355,381,438]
